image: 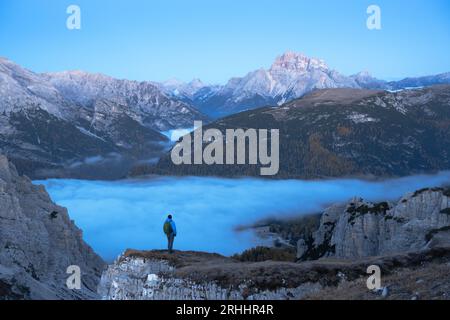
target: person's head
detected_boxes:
[168,214,172,220]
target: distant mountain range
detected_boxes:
[156,51,450,117]
[0,57,206,179]
[142,85,450,179]
[1,53,449,179]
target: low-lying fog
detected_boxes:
[36,172,450,261]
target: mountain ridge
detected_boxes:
[156,51,450,117]
[0,57,208,179]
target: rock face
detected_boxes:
[0,155,105,299]
[298,187,450,260]
[98,250,323,300]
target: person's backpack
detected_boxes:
[163,221,173,235]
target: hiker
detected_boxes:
[163,214,177,253]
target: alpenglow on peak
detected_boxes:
[270,51,329,72]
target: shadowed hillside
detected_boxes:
[134,85,450,179]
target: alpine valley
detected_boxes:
[1,50,450,301]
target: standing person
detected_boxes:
[163,214,177,253]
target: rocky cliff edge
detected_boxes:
[0,155,105,299]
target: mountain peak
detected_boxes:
[188,78,205,88]
[270,51,328,72]
[352,70,374,78]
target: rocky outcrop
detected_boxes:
[298,187,450,260]
[0,155,105,299]
[98,250,324,300]
[99,247,450,300]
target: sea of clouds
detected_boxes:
[36,172,450,261]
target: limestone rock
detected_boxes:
[98,250,323,300]
[0,155,105,299]
[298,187,450,260]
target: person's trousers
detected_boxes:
[167,233,175,252]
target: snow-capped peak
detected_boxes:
[188,78,205,89]
[158,77,208,98]
[270,51,329,73]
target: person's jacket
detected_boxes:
[165,218,177,236]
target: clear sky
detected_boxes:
[1,0,449,84]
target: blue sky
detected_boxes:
[1,0,449,84]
